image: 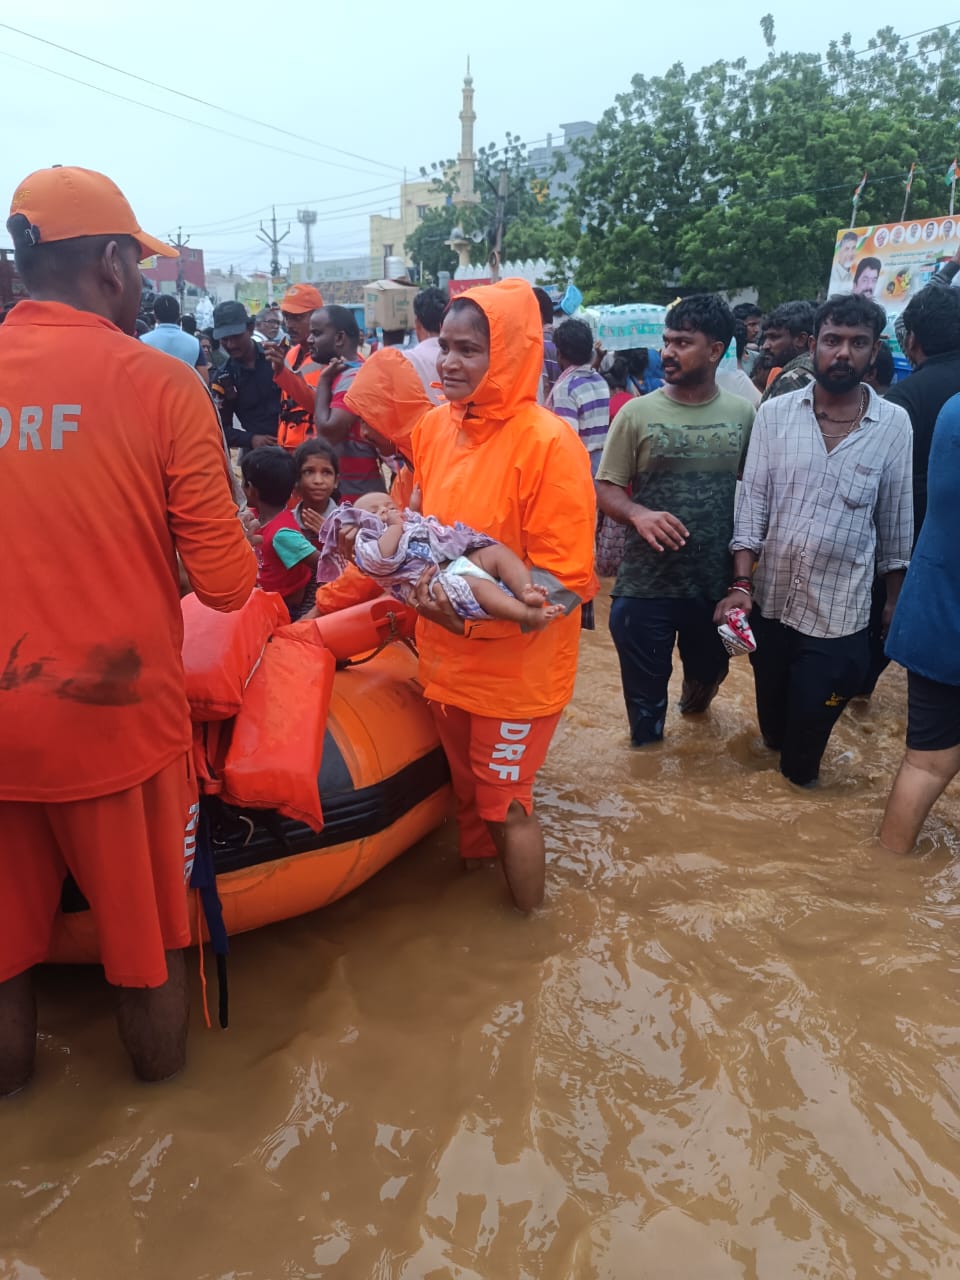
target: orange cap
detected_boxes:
[8,166,177,261]
[281,283,324,314]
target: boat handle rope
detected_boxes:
[339,609,419,669]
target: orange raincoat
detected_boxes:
[343,346,432,510]
[413,279,597,719]
[314,351,435,613]
[344,347,432,457]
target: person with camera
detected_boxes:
[211,300,280,451]
[261,283,326,452]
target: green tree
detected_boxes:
[406,133,564,279]
[565,24,960,306]
[404,206,461,283]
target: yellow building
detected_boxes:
[369,64,479,276]
[369,179,447,278]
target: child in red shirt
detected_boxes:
[240,446,318,616]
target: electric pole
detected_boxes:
[170,226,190,305]
[257,206,290,281]
[489,167,508,282]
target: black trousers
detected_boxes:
[858,575,889,697]
[749,613,870,786]
[609,596,729,745]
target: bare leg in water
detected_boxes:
[485,800,546,912]
[1,949,188,1095]
[879,746,960,854]
[0,970,36,1097]
[117,948,189,1083]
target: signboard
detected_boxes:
[140,247,206,292]
[289,257,373,285]
[828,217,958,317]
[238,278,286,313]
[447,278,491,298]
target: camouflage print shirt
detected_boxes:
[761,350,815,402]
[596,387,755,601]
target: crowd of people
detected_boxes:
[3,163,960,1096]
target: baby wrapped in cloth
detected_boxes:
[318,497,569,627]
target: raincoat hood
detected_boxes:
[343,347,433,454]
[452,279,544,424]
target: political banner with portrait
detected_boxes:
[828,216,958,317]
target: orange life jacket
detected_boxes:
[276,343,324,451]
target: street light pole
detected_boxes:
[170,226,190,305]
[489,167,508,282]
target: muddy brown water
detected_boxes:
[4,596,960,1280]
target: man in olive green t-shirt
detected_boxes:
[597,295,755,746]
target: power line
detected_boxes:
[0,47,564,254]
[2,49,576,269]
[2,26,572,257]
[189,194,410,239]
[175,138,565,244]
[575,153,960,227]
[824,19,960,60]
[178,189,421,250]
[0,21,406,176]
[0,49,401,181]
[181,183,398,234]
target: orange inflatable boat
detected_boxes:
[47,598,451,965]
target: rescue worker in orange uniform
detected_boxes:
[0,167,256,1095]
[411,281,597,911]
[310,290,596,912]
[307,348,434,616]
[264,283,325,451]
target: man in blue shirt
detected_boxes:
[881,390,960,852]
[141,294,208,382]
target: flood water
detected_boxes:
[4,595,960,1279]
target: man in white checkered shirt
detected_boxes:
[714,293,913,786]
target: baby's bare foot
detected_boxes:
[518,582,549,608]
[523,602,564,630]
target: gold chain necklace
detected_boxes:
[816,386,867,439]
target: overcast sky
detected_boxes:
[3,1,958,277]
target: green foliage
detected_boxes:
[563,24,960,306]
[404,207,462,284]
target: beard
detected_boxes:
[662,361,704,385]
[814,361,862,394]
